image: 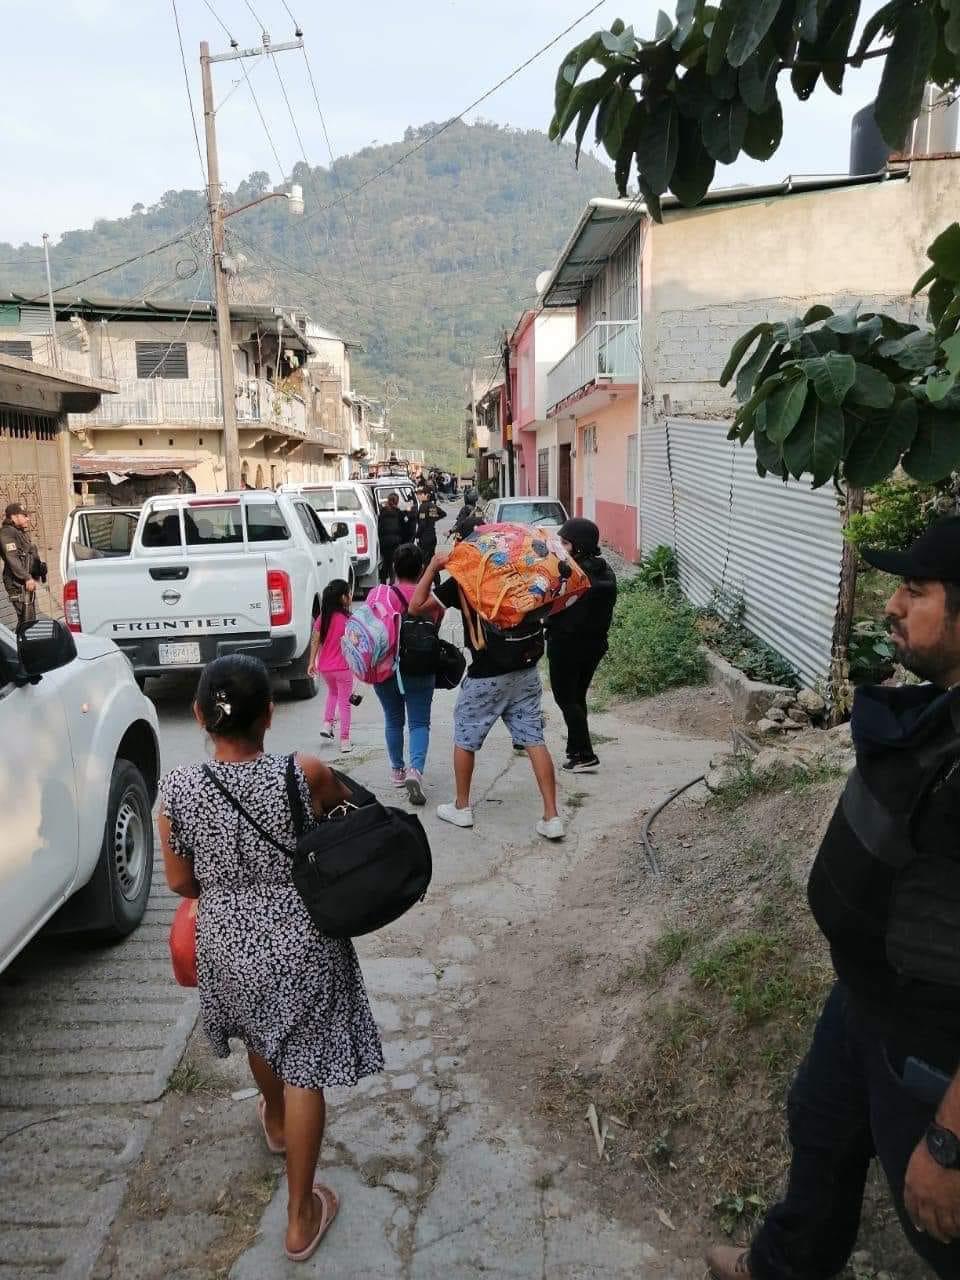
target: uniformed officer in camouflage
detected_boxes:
[1,502,44,628]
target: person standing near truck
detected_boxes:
[1,502,43,628]
[377,492,412,584]
[415,488,447,560]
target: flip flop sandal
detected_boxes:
[285,1184,339,1263]
[257,1096,285,1155]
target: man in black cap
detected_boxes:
[1,502,44,628]
[707,516,960,1279]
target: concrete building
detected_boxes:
[0,296,356,502]
[0,351,115,628]
[508,305,576,509]
[538,213,643,560]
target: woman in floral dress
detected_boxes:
[159,654,383,1263]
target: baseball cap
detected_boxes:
[861,516,960,582]
[3,502,27,519]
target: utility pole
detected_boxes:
[502,332,515,498]
[200,31,304,491]
[42,234,59,369]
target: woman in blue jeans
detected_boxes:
[374,543,444,806]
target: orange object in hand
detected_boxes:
[169,898,199,987]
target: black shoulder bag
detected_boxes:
[202,759,432,938]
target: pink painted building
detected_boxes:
[508,304,577,507]
[538,201,643,562]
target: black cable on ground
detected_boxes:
[640,774,707,875]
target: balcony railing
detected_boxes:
[546,320,639,414]
[68,376,307,436]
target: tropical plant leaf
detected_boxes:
[672,0,701,50]
[602,84,639,161]
[903,402,960,482]
[736,330,776,401]
[635,99,680,194]
[928,277,957,330]
[947,0,960,56]
[925,371,957,403]
[845,315,884,357]
[848,363,895,409]
[820,0,862,94]
[702,98,749,163]
[823,305,861,334]
[552,33,604,126]
[738,40,779,112]
[844,396,919,486]
[637,171,664,223]
[877,330,940,370]
[928,223,960,283]
[802,352,857,404]
[943,332,960,377]
[796,0,820,42]
[670,115,716,206]
[727,0,782,66]
[742,97,783,160]
[851,0,899,65]
[802,303,834,326]
[711,63,740,101]
[874,2,938,149]
[707,4,736,75]
[765,373,809,443]
[783,397,845,486]
[753,425,787,477]
[720,321,773,387]
[676,64,713,117]
[913,263,938,296]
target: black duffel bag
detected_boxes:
[435,638,466,690]
[202,759,431,938]
[285,759,432,937]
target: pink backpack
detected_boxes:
[341,585,405,684]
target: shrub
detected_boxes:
[848,618,896,684]
[599,585,706,699]
[845,480,945,553]
[636,544,679,594]
[697,590,799,688]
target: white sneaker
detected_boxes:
[338,742,353,754]
[437,802,474,828]
[537,816,566,841]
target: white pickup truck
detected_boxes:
[0,617,160,972]
[60,491,352,699]
[280,478,418,594]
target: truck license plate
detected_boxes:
[159,641,201,665]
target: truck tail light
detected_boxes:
[64,579,82,633]
[267,569,292,626]
[356,523,368,555]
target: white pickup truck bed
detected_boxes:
[61,491,351,698]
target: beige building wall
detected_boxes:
[647,159,960,416]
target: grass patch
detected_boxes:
[598,582,706,700]
[691,930,823,1027]
[712,759,845,811]
[647,927,695,974]
[167,1060,219,1094]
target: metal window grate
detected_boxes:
[135,340,189,380]
[537,448,549,496]
[0,340,33,361]
[0,405,57,439]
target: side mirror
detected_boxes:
[17,618,77,679]
[333,522,349,540]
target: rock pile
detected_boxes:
[754,688,827,737]
[705,722,855,794]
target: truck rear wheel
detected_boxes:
[97,760,154,938]
[288,647,319,701]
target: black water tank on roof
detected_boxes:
[850,101,891,175]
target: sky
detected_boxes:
[0,0,885,251]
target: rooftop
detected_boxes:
[538,169,910,308]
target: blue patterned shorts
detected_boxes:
[453,668,545,753]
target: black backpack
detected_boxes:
[460,588,546,673]
[390,586,442,678]
[202,759,432,938]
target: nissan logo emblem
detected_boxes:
[161,589,181,605]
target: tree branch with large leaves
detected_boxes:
[550,0,960,489]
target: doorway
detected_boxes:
[581,425,597,522]
[558,443,572,514]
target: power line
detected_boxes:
[170,0,207,185]
[201,0,234,42]
[298,0,608,224]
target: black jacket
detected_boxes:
[545,553,617,646]
[808,683,960,1055]
[378,506,412,548]
[1,520,38,591]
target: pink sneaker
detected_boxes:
[391,768,407,787]
[405,770,426,806]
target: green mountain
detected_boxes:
[0,122,612,464]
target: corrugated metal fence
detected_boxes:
[640,417,844,688]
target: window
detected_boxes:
[537,449,549,496]
[295,502,320,544]
[626,433,639,507]
[0,340,32,361]
[141,510,183,548]
[245,502,290,542]
[185,504,243,546]
[135,340,188,379]
[305,487,335,512]
[498,501,566,527]
[334,487,362,511]
[74,511,138,557]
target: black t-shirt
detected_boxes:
[435,576,500,679]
